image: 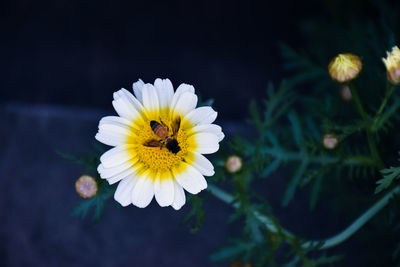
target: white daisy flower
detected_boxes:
[95,78,224,210]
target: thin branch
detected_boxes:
[207,184,400,250]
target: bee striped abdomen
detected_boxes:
[150,120,168,139]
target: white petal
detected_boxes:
[100,145,134,168]
[154,78,174,109]
[99,115,132,127]
[132,79,144,103]
[97,116,131,139]
[107,166,136,185]
[184,107,217,126]
[112,99,140,122]
[170,83,195,109]
[97,161,133,179]
[142,84,160,112]
[190,124,224,142]
[95,132,124,147]
[172,92,198,116]
[171,181,186,210]
[174,162,207,194]
[154,176,174,207]
[131,175,155,208]
[188,132,219,154]
[113,89,145,112]
[112,88,144,120]
[114,175,138,207]
[189,152,215,176]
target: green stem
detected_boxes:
[207,184,400,250]
[372,83,397,131]
[349,84,367,121]
[305,185,400,249]
[348,84,384,169]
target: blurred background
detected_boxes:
[0,0,318,119]
[1,0,399,266]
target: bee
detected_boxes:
[143,117,181,154]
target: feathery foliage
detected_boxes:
[64,1,400,266]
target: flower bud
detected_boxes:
[340,85,352,101]
[323,133,338,150]
[75,175,98,198]
[226,155,242,173]
[382,46,400,85]
[328,53,362,83]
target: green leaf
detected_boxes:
[199,98,214,107]
[244,211,263,243]
[197,93,214,107]
[230,135,255,156]
[210,240,254,262]
[71,198,96,219]
[248,100,264,132]
[180,195,206,233]
[288,111,303,147]
[71,178,115,221]
[265,132,280,148]
[283,160,308,206]
[278,42,326,85]
[374,96,400,132]
[261,159,281,178]
[305,117,320,140]
[264,81,296,127]
[56,150,100,172]
[375,166,400,194]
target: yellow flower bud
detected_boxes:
[323,133,338,150]
[328,53,362,83]
[382,46,400,85]
[75,175,98,198]
[226,155,242,173]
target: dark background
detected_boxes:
[1,0,398,266]
[0,0,321,120]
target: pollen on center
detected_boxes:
[127,111,189,171]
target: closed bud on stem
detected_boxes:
[226,155,242,173]
[328,53,362,83]
[75,175,98,199]
[323,133,338,150]
[382,46,400,85]
[340,85,352,101]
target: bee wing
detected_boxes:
[171,117,181,135]
[143,139,163,147]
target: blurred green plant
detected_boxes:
[58,144,116,221]
[63,0,400,266]
[206,0,400,266]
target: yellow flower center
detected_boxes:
[126,109,191,172]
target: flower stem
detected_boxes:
[348,84,384,169]
[207,184,400,250]
[305,185,400,249]
[372,83,397,131]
